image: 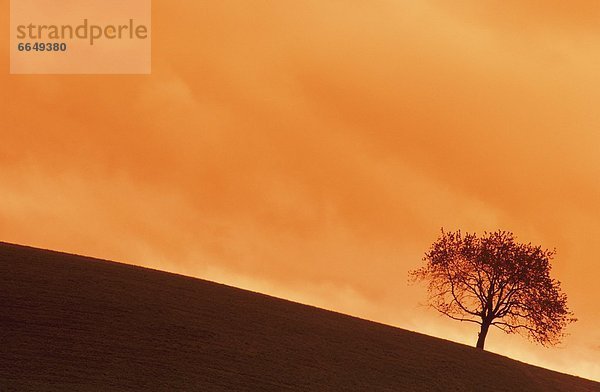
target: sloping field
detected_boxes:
[1,242,598,391]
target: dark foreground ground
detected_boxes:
[1,242,598,391]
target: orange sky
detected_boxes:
[2,0,599,381]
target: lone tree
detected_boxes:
[410,229,575,350]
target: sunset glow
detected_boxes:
[2,0,599,381]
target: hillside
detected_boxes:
[1,242,598,391]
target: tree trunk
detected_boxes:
[476,321,490,350]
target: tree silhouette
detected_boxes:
[410,229,575,350]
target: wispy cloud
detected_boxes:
[1,0,599,381]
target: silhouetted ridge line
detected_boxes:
[1,242,598,391]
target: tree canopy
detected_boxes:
[410,229,575,350]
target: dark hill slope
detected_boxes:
[1,242,598,391]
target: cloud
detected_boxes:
[1,0,599,381]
